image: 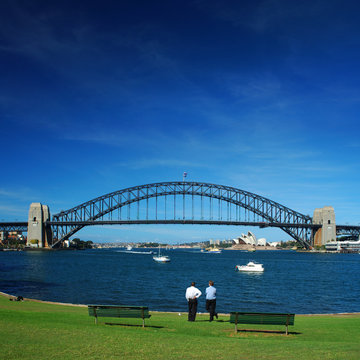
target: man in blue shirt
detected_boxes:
[205,280,218,321]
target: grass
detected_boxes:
[1,294,360,359]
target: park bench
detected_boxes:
[88,305,151,328]
[230,312,295,335]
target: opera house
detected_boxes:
[233,231,267,246]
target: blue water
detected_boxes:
[1,249,359,314]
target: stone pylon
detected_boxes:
[27,203,52,248]
[313,206,336,246]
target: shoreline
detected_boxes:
[1,291,359,316]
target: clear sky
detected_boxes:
[1,0,360,244]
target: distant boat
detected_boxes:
[126,245,133,251]
[248,248,256,252]
[117,248,154,254]
[153,246,170,262]
[235,261,264,272]
[205,247,222,254]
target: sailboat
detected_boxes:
[153,246,170,262]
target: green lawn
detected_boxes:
[1,294,359,359]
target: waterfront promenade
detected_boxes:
[1,292,359,359]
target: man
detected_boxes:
[205,280,218,321]
[185,281,202,321]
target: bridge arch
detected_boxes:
[50,181,313,248]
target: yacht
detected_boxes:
[235,261,264,272]
[153,246,170,262]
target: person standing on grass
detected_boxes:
[185,281,202,321]
[205,280,218,322]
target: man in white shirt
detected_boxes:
[185,282,202,321]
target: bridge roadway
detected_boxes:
[44,220,360,239]
[1,221,360,233]
[46,220,322,229]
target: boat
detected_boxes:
[117,249,154,254]
[235,261,264,272]
[325,239,360,253]
[126,245,133,251]
[153,246,170,262]
[205,247,222,254]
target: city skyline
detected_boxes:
[1,1,360,243]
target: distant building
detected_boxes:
[0,231,7,242]
[8,231,24,241]
[269,242,280,247]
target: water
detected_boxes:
[1,249,359,314]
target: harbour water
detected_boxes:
[1,248,359,314]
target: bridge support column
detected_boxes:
[27,203,52,248]
[313,206,336,246]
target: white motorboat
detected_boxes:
[117,249,154,254]
[126,245,133,251]
[206,247,222,254]
[153,255,171,262]
[235,261,264,272]
[153,246,170,262]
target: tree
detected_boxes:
[70,238,93,249]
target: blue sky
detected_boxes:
[1,0,360,244]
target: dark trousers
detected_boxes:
[206,299,217,321]
[188,298,198,321]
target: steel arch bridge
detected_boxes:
[49,181,315,248]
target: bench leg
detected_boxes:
[93,308,98,325]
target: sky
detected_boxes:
[1,0,360,244]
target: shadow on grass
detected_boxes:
[195,319,227,323]
[104,322,164,329]
[234,328,302,335]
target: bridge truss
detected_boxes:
[336,225,360,238]
[0,222,28,233]
[50,181,314,248]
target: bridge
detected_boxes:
[1,181,359,249]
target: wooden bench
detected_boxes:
[230,312,295,335]
[88,305,151,328]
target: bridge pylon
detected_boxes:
[27,203,53,248]
[312,206,336,246]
